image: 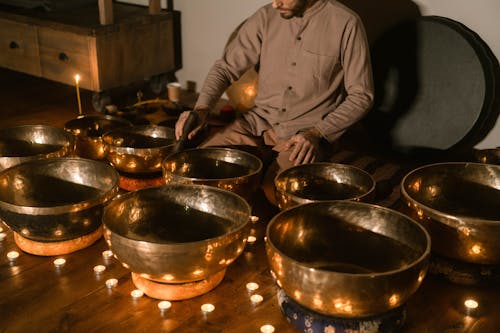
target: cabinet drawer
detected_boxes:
[0,18,41,76]
[38,27,96,90]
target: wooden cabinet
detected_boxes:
[0,3,181,94]
[0,18,41,76]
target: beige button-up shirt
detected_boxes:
[195,0,374,143]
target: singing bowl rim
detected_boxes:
[274,162,376,205]
[64,114,132,137]
[162,147,263,182]
[0,157,120,215]
[266,200,431,277]
[401,161,500,226]
[102,125,176,154]
[0,124,75,169]
[103,184,252,246]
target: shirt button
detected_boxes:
[296,36,302,41]
[281,108,286,112]
[291,62,296,66]
[288,86,292,90]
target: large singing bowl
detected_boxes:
[162,147,263,201]
[401,162,500,264]
[0,157,120,242]
[102,184,252,283]
[64,114,132,160]
[274,162,376,210]
[103,125,175,174]
[0,124,74,171]
[266,201,430,318]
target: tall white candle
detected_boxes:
[74,74,83,115]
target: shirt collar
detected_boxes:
[302,0,328,18]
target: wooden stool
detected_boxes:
[14,226,103,256]
[131,269,226,300]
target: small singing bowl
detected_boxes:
[401,162,500,264]
[474,148,500,165]
[162,147,263,201]
[0,124,74,172]
[102,184,251,283]
[103,125,175,174]
[0,157,120,242]
[274,162,376,210]
[64,114,132,160]
[266,201,430,318]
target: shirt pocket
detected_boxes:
[299,42,341,93]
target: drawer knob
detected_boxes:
[9,41,19,49]
[58,52,70,62]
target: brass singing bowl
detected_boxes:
[103,125,175,174]
[274,162,376,210]
[0,157,120,242]
[266,201,430,317]
[475,148,500,165]
[0,124,74,171]
[64,114,132,160]
[162,147,263,201]
[102,184,251,283]
[401,162,500,264]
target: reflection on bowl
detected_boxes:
[0,157,120,242]
[0,125,74,171]
[274,162,376,210]
[103,125,175,174]
[162,147,263,201]
[266,201,430,317]
[64,114,132,160]
[103,184,251,283]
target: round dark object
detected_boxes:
[368,16,495,152]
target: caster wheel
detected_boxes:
[149,72,177,95]
[92,91,112,113]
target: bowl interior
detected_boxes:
[64,115,131,137]
[0,158,119,208]
[163,147,262,180]
[104,185,251,244]
[402,162,500,220]
[103,125,175,150]
[268,201,429,274]
[0,125,73,158]
[275,163,375,202]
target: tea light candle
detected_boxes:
[7,251,19,261]
[246,282,259,292]
[102,250,113,259]
[105,278,118,288]
[74,74,83,116]
[0,232,6,241]
[464,299,479,310]
[201,303,215,313]
[247,235,257,244]
[53,258,66,268]
[130,289,144,298]
[250,294,263,304]
[158,301,172,311]
[260,324,275,333]
[93,265,106,274]
[250,215,260,223]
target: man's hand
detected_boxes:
[175,108,209,140]
[283,127,323,165]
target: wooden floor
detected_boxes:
[1,68,500,332]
